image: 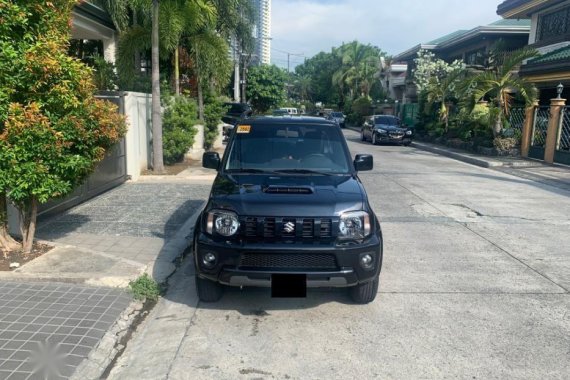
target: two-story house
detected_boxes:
[497,0,570,102]
[388,19,531,104]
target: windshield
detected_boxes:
[225,123,351,174]
[374,116,399,126]
[331,112,343,117]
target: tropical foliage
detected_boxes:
[415,46,538,146]
[162,96,198,164]
[0,0,127,253]
[247,65,288,113]
[293,41,387,118]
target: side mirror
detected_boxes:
[203,152,221,170]
[354,154,373,171]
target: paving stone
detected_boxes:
[0,282,131,379]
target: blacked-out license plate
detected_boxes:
[271,274,307,298]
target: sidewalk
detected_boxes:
[0,171,215,379]
[412,141,570,192]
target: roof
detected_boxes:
[426,30,469,45]
[247,116,337,126]
[488,19,531,26]
[527,45,570,64]
[73,2,116,30]
[392,19,530,62]
[497,0,550,18]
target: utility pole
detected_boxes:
[233,36,240,102]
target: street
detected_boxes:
[108,128,570,380]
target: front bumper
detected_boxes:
[376,133,412,144]
[195,234,382,288]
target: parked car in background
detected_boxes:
[196,116,383,304]
[279,107,299,115]
[273,109,289,116]
[361,115,412,146]
[222,102,253,138]
[330,112,346,128]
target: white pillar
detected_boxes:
[185,124,205,161]
[103,34,117,63]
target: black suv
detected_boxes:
[195,116,383,304]
[222,102,253,137]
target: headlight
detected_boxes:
[339,211,371,240]
[405,130,412,136]
[376,128,387,134]
[206,210,240,236]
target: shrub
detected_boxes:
[349,97,372,126]
[494,137,518,151]
[204,94,226,150]
[129,273,161,301]
[162,96,198,165]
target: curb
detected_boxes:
[412,142,504,168]
[69,201,206,380]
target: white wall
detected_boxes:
[123,92,152,180]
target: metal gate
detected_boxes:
[39,92,127,217]
[508,107,525,141]
[554,107,570,165]
[529,106,550,160]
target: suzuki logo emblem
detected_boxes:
[283,221,295,233]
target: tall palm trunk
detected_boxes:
[151,0,164,172]
[494,98,504,137]
[174,47,180,95]
[196,46,204,121]
[0,192,19,251]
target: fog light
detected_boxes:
[202,252,217,267]
[360,254,373,269]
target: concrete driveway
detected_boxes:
[108,129,570,380]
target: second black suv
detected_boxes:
[222,102,253,137]
[196,116,383,304]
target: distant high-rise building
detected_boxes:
[251,0,271,65]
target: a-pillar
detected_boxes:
[520,100,538,157]
[544,98,567,163]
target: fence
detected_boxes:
[558,107,570,151]
[531,106,550,147]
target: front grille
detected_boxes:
[239,253,337,270]
[241,217,334,242]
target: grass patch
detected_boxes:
[129,273,161,301]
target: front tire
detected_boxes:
[372,133,377,145]
[196,275,223,302]
[350,275,379,304]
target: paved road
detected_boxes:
[109,129,570,380]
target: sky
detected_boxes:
[271,0,506,68]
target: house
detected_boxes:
[71,1,117,63]
[496,0,570,166]
[497,0,570,102]
[388,20,531,104]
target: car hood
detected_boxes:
[208,173,364,217]
[374,124,406,132]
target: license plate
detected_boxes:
[271,274,307,298]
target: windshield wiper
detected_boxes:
[274,169,333,176]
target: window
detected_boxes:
[537,5,570,43]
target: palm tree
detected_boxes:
[150,0,164,172]
[425,68,464,132]
[333,42,382,100]
[468,48,539,137]
[184,27,231,120]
